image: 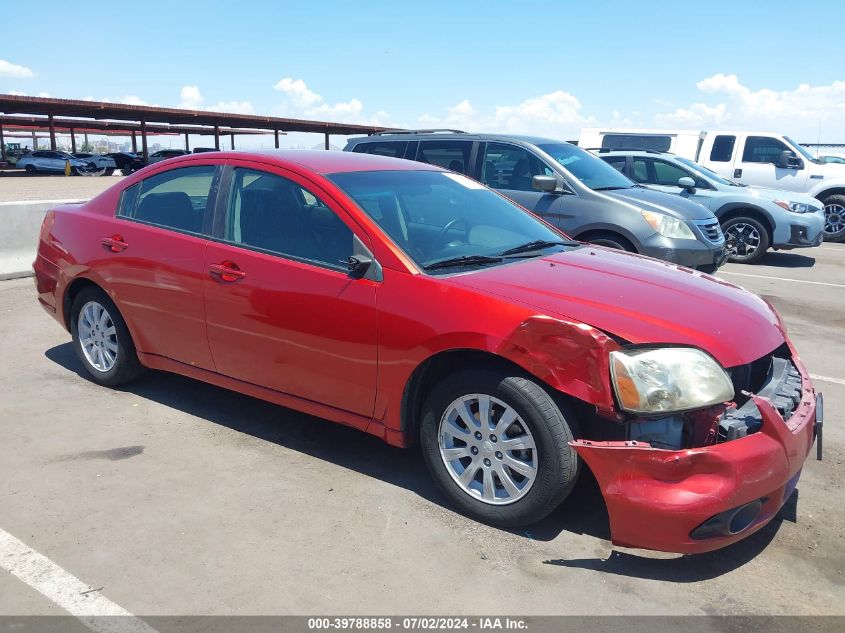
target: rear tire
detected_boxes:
[722,216,769,264]
[70,286,144,386]
[420,369,578,527]
[821,194,845,242]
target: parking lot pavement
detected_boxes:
[0,244,843,618]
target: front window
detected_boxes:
[784,137,820,164]
[481,142,555,191]
[223,167,353,270]
[329,170,571,272]
[742,136,790,163]
[675,156,735,185]
[538,143,634,190]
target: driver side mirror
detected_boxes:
[344,254,373,279]
[532,175,558,193]
[776,150,802,169]
[677,176,697,193]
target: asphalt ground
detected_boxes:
[0,237,842,621]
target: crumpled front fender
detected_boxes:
[571,372,817,553]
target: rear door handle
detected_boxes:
[101,234,129,252]
[209,261,247,282]
[733,168,743,178]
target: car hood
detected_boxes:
[603,186,714,221]
[447,246,785,368]
[743,186,822,208]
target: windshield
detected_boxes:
[538,143,634,190]
[675,156,735,185]
[785,137,821,164]
[329,170,571,272]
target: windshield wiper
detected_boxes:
[592,185,629,191]
[498,239,578,257]
[423,254,503,271]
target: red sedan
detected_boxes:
[33,150,821,553]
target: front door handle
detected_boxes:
[209,261,247,282]
[101,234,129,252]
[733,168,743,178]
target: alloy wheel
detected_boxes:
[438,393,537,505]
[824,203,845,238]
[78,300,119,372]
[725,222,762,260]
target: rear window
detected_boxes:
[415,140,472,174]
[352,141,408,158]
[601,134,671,152]
[709,135,736,162]
[117,165,215,235]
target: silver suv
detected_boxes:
[595,149,825,263]
[344,131,727,272]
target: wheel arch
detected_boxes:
[813,186,845,203]
[62,277,101,331]
[62,277,143,354]
[573,229,637,252]
[399,318,622,447]
[715,203,775,243]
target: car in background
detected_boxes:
[147,149,191,164]
[73,153,118,174]
[821,155,845,164]
[346,131,727,273]
[192,147,218,154]
[16,150,90,174]
[34,149,820,553]
[594,149,825,263]
[106,152,145,174]
[579,127,845,242]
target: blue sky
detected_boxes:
[3,0,845,147]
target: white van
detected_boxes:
[579,128,845,241]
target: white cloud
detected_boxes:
[273,77,393,126]
[207,100,254,115]
[119,95,149,106]
[655,73,845,137]
[0,60,34,78]
[273,77,323,108]
[180,85,204,109]
[417,90,595,138]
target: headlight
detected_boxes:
[774,200,814,214]
[641,210,697,239]
[609,347,734,414]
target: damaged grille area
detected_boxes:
[719,353,803,442]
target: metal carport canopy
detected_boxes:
[0,94,392,160]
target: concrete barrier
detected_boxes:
[0,199,85,280]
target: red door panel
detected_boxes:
[98,219,214,370]
[203,243,378,417]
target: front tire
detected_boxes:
[420,369,578,527]
[584,232,635,252]
[722,216,769,264]
[821,194,845,242]
[24,164,36,173]
[70,286,144,386]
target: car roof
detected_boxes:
[349,132,569,147]
[594,149,674,157]
[152,149,444,175]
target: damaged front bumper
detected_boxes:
[571,356,821,554]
